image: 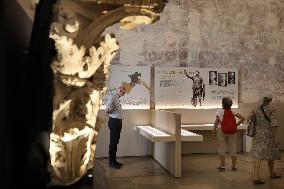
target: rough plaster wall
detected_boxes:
[104,0,284,103]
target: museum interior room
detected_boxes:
[3,0,284,189]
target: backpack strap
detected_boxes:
[261,105,270,122]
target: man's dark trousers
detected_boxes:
[108,117,122,163]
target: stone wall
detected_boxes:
[104,0,284,103]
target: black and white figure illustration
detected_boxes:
[184,70,205,107]
[228,72,235,85]
[102,65,151,109]
[122,71,147,94]
[218,73,227,86]
[209,71,217,86]
[128,72,141,86]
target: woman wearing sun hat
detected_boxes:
[249,93,281,184]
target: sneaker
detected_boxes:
[269,173,281,179]
[115,160,123,166]
[217,166,225,171]
[253,179,265,184]
[109,162,121,169]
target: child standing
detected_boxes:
[213,97,245,171]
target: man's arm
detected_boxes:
[106,107,113,114]
[106,95,114,114]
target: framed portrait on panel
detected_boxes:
[218,73,227,86]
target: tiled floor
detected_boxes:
[94,152,284,189]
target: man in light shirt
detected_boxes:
[106,86,126,169]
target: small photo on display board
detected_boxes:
[228,72,236,84]
[209,71,217,86]
[218,73,227,86]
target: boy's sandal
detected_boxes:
[217,166,225,171]
[270,173,281,179]
[232,167,237,171]
[253,179,265,184]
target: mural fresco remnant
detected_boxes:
[104,0,284,103]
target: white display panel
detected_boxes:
[101,65,151,109]
[155,67,238,109]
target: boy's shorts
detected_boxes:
[217,128,237,156]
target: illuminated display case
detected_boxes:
[136,125,203,142]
